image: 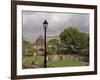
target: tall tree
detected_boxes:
[60,27,80,48]
[60,27,89,54]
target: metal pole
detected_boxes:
[44,28,47,68]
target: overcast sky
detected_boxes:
[22,11,89,43]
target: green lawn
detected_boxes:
[22,54,88,69]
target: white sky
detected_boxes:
[22,11,89,43]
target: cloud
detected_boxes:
[22,11,89,42]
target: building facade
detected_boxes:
[33,35,59,55]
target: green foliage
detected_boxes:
[81,48,88,54]
[22,39,37,56]
[47,39,59,54]
[60,27,89,54]
[28,48,37,53]
[47,39,59,45]
[78,32,89,50]
[22,40,32,49]
[47,39,67,54]
[47,46,53,54]
[60,27,80,46]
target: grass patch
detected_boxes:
[22,54,88,69]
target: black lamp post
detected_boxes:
[43,20,48,68]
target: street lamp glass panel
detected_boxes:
[43,20,48,29]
